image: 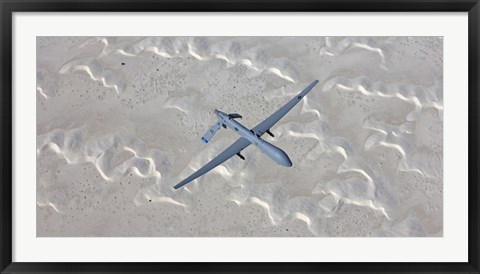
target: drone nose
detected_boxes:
[259,142,293,167]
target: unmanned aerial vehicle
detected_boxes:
[174,80,319,189]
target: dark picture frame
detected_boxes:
[1,0,479,273]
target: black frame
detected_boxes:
[1,0,478,273]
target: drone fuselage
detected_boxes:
[214,110,292,167]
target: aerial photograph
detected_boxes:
[37,36,443,237]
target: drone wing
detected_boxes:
[173,137,251,189]
[252,80,319,136]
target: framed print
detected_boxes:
[1,0,479,273]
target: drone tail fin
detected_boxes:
[201,121,222,143]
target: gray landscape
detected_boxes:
[37,36,443,237]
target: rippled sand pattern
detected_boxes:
[37,37,443,236]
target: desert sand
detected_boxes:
[36,36,443,236]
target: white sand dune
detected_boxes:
[37,36,443,237]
